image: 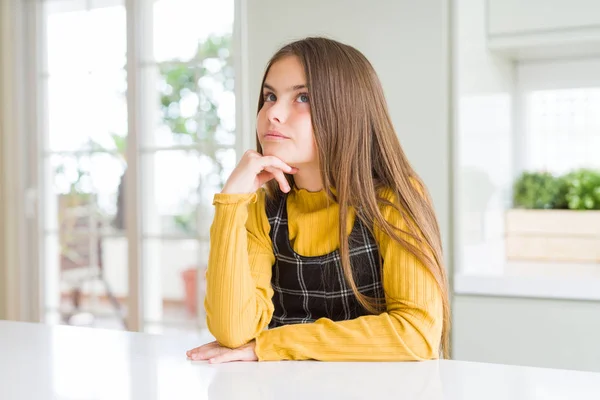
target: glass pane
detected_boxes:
[525,88,600,175]
[152,0,234,63]
[142,239,208,334]
[141,150,225,236]
[47,153,126,233]
[42,0,129,330]
[46,70,127,152]
[45,0,126,75]
[43,152,128,330]
[44,230,128,330]
[142,42,235,149]
[215,148,236,187]
[87,4,127,71]
[45,0,89,74]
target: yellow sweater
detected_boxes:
[204,187,443,361]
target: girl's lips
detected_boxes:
[264,130,289,140]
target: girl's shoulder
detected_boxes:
[375,178,430,227]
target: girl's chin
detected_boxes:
[261,148,290,162]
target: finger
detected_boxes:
[187,340,218,353]
[264,167,291,193]
[189,344,230,361]
[186,341,220,359]
[242,149,261,160]
[186,340,218,357]
[256,170,275,187]
[259,156,295,174]
[256,168,288,191]
[209,348,252,364]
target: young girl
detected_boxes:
[186,37,450,363]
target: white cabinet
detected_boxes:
[486,0,600,60]
[453,295,600,372]
[488,0,600,35]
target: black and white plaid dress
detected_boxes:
[266,193,385,329]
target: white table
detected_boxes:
[1,320,599,399]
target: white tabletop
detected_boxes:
[1,320,599,400]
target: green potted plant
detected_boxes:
[564,169,600,210]
[512,171,568,210]
[506,169,600,263]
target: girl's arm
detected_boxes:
[254,190,444,361]
[204,190,275,349]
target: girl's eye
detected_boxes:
[297,93,309,103]
[264,93,276,102]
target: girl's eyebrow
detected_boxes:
[263,83,307,93]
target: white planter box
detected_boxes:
[506,209,600,263]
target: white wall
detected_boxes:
[242,0,452,258]
[452,0,600,373]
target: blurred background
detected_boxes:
[1,0,599,372]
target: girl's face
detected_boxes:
[257,56,317,168]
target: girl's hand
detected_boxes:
[221,150,297,194]
[186,340,258,364]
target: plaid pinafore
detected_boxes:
[266,193,385,328]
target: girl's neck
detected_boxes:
[293,165,323,192]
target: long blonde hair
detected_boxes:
[256,37,450,358]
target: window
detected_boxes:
[523,88,600,174]
[454,56,600,300]
[38,0,235,333]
